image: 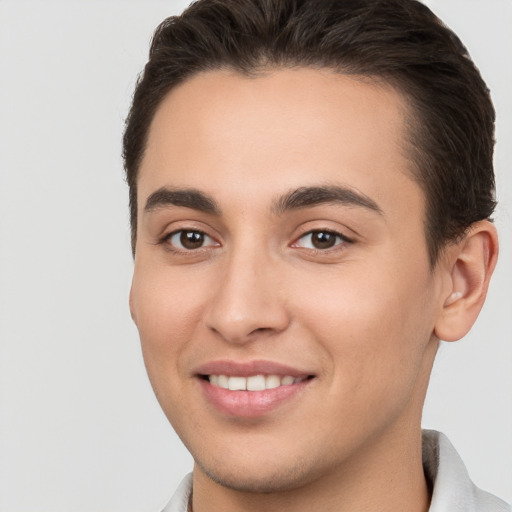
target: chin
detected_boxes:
[194,452,322,494]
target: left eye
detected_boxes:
[166,230,217,250]
[294,230,347,250]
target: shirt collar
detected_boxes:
[422,429,509,512]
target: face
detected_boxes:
[130,68,444,492]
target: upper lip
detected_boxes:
[194,359,314,378]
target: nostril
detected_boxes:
[204,296,290,345]
[251,327,270,334]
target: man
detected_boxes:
[123,0,510,510]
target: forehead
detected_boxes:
[139,67,422,220]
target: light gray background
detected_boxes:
[0,1,510,511]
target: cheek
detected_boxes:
[293,263,437,396]
[130,265,209,386]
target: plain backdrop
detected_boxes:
[0,1,510,511]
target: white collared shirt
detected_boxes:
[161,430,511,512]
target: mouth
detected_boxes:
[195,361,316,418]
[203,373,311,391]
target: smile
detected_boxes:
[208,374,306,391]
[195,361,315,418]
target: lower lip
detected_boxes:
[199,378,311,418]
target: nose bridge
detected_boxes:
[204,238,288,344]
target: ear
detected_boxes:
[434,220,498,342]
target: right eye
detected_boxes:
[165,230,218,251]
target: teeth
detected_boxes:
[209,374,303,391]
[265,375,281,389]
[228,376,246,391]
[217,375,229,388]
[247,375,266,391]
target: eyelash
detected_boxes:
[292,229,354,252]
[161,229,219,253]
[161,228,354,254]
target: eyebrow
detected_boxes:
[143,184,382,217]
[144,187,220,215]
[272,185,383,215]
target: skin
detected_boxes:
[129,68,498,512]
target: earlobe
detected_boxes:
[434,220,498,342]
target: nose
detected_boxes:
[203,247,290,345]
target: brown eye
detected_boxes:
[180,231,204,249]
[167,230,217,250]
[294,230,349,250]
[310,231,337,249]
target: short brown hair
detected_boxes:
[123,0,496,263]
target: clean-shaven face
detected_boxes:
[130,68,444,492]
